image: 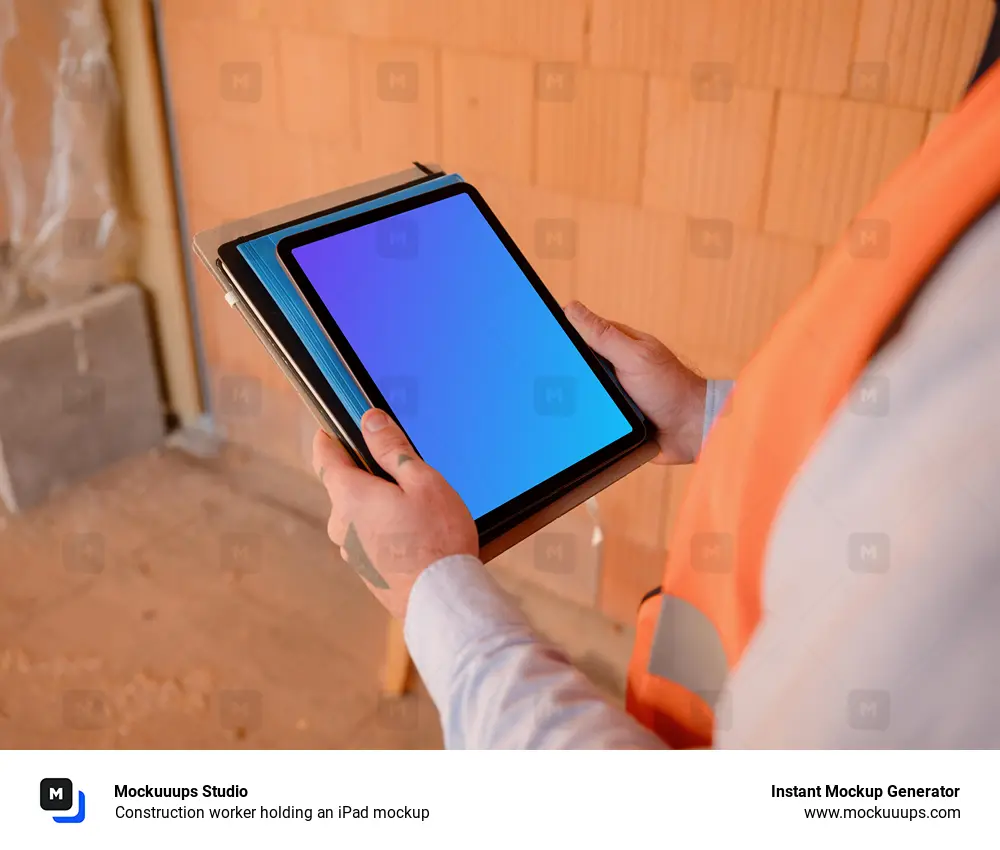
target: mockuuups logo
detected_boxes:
[40,778,86,823]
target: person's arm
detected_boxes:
[718,196,1000,748]
[404,373,732,749]
[405,554,666,749]
[403,367,730,749]
[313,304,711,749]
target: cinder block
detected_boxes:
[176,120,319,220]
[676,227,819,375]
[604,465,702,622]
[590,0,859,96]
[851,0,995,110]
[491,504,602,609]
[254,139,322,213]
[0,285,165,512]
[926,110,951,138]
[589,0,736,77]
[160,15,279,129]
[276,31,355,143]
[816,242,839,273]
[357,41,439,166]
[325,0,588,60]
[210,369,316,474]
[763,93,926,245]
[436,0,588,61]
[308,0,435,41]
[308,143,389,198]
[643,77,775,228]
[161,0,315,28]
[596,462,671,550]
[440,51,534,183]
[662,464,696,533]
[175,120,254,216]
[736,0,861,95]
[574,202,817,379]
[598,534,666,624]
[574,200,686,346]
[535,67,647,204]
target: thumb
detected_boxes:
[564,301,642,369]
[360,408,427,489]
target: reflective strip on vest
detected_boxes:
[647,595,728,705]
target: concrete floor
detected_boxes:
[0,439,633,748]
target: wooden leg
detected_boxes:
[381,617,412,696]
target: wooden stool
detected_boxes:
[381,618,412,696]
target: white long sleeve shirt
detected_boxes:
[404,200,1000,749]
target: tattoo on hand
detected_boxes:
[397,454,413,466]
[342,522,390,590]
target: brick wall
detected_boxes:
[160,0,994,621]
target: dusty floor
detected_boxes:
[0,439,633,748]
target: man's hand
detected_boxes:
[565,301,707,464]
[313,410,478,619]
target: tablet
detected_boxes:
[275,181,650,543]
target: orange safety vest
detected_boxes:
[627,63,1000,748]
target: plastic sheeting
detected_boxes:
[0,0,129,320]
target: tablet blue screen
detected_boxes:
[290,191,632,520]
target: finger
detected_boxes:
[313,429,374,504]
[607,319,650,342]
[564,301,644,367]
[327,510,347,548]
[313,429,357,480]
[360,409,429,489]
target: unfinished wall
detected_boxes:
[159,0,993,622]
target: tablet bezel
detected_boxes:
[275,181,650,544]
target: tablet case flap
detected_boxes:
[192,164,444,274]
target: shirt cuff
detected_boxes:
[702,379,735,445]
[403,553,528,708]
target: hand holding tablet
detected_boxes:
[312,408,478,618]
[194,165,656,562]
